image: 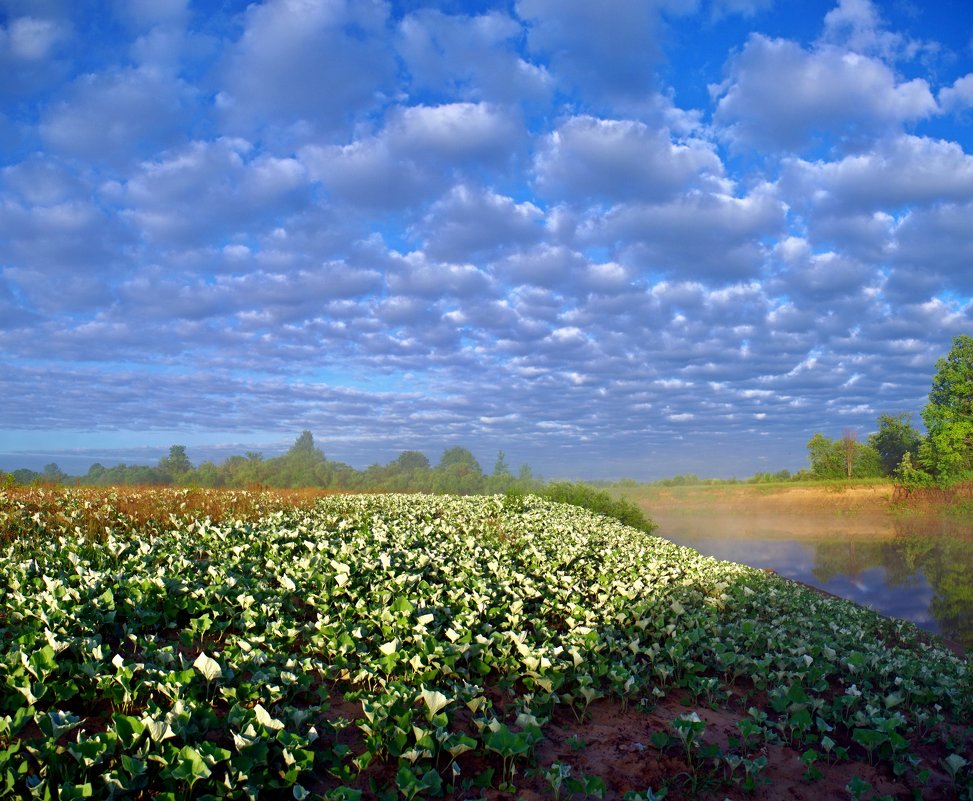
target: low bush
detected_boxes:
[527,481,657,534]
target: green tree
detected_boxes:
[492,450,512,478]
[12,468,39,484]
[841,429,858,479]
[237,452,267,486]
[288,431,318,457]
[195,461,222,487]
[83,463,106,484]
[434,447,484,494]
[390,451,430,472]
[919,334,973,485]
[868,413,923,475]
[437,447,482,473]
[807,432,882,479]
[42,463,67,483]
[269,431,328,487]
[383,451,432,491]
[487,450,514,493]
[807,433,845,478]
[159,446,192,480]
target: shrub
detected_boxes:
[528,481,657,534]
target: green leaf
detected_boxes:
[391,596,414,614]
[142,716,175,743]
[483,724,530,758]
[121,755,147,777]
[113,714,145,749]
[420,688,450,718]
[169,745,212,787]
[446,734,477,758]
[38,710,81,739]
[253,704,284,732]
[193,652,223,682]
[852,728,887,751]
[943,753,968,781]
[58,784,93,800]
[27,646,57,679]
[68,731,118,768]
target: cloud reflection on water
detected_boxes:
[656,513,972,651]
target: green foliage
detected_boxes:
[868,414,923,476]
[920,335,973,485]
[390,450,430,472]
[437,446,482,472]
[158,445,192,481]
[42,463,67,483]
[894,452,934,490]
[533,481,657,533]
[806,432,845,478]
[0,489,971,797]
[266,431,330,488]
[806,433,883,479]
[433,450,484,494]
[653,473,703,487]
[492,450,512,478]
[34,434,544,496]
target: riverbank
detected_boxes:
[612,480,897,518]
[611,479,973,655]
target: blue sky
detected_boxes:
[2,0,973,479]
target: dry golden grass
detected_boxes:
[0,485,345,545]
[613,481,897,517]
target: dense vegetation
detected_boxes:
[804,336,973,489]
[2,437,537,496]
[1,488,970,799]
[801,415,923,482]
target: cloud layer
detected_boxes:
[2,0,973,478]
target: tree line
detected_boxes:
[2,433,540,495]
[804,414,921,480]
[8,337,973,491]
[806,335,973,488]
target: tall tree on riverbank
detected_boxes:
[919,334,973,485]
[841,429,858,479]
[806,432,882,479]
[868,413,923,475]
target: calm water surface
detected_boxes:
[655,512,973,653]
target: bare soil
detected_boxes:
[469,693,962,800]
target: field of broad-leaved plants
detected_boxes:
[0,488,970,800]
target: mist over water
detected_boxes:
[654,512,973,653]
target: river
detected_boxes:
[652,510,973,653]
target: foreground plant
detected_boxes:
[0,488,970,798]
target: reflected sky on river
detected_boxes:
[655,513,973,652]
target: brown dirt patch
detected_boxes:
[458,695,964,800]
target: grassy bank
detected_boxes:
[0,488,970,799]
[609,480,898,518]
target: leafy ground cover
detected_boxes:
[1,488,971,799]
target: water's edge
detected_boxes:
[650,509,973,654]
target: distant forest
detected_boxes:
[2,432,540,495]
